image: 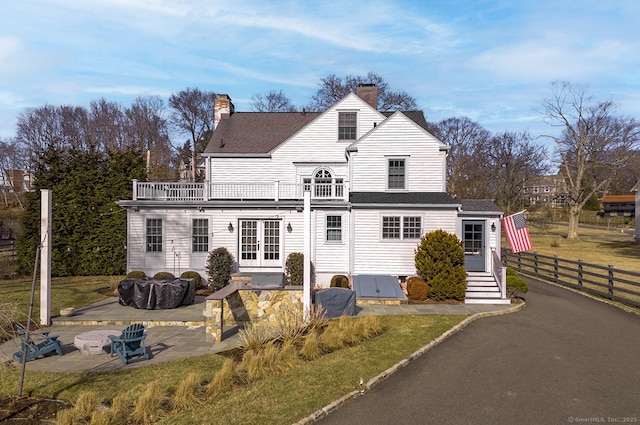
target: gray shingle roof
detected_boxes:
[205,111,321,155]
[350,192,459,206]
[459,199,502,214]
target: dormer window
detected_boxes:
[338,112,357,140]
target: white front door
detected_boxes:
[239,219,282,268]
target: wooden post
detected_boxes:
[40,189,52,326]
[303,191,311,317]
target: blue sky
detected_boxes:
[1,0,639,146]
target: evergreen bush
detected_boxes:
[330,275,350,288]
[180,271,204,288]
[154,271,175,279]
[125,270,146,279]
[415,229,467,301]
[406,276,429,301]
[206,247,234,290]
[285,252,304,286]
[506,268,528,298]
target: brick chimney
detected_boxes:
[356,83,378,109]
[214,94,235,128]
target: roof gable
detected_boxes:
[350,110,448,151]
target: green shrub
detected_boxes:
[285,252,304,286]
[181,271,204,288]
[154,271,175,279]
[406,276,429,301]
[330,275,350,288]
[415,229,467,301]
[206,247,235,290]
[126,270,146,279]
[506,268,528,298]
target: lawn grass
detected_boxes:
[0,315,467,424]
[522,224,640,273]
[0,275,118,323]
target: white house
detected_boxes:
[118,85,507,304]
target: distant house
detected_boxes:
[1,169,32,193]
[601,194,635,218]
[522,174,568,207]
[118,85,508,304]
[178,155,206,182]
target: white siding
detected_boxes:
[352,208,457,276]
[209,94,384,187]
[314,210,350,282]
[351,113,447,192]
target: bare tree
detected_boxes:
[89,98,127,151]
[486,131,549,214]
[169,88,217,181]
[307,72,417,112]
[430,117,491,199]
[250,90,296,112]
[542,81,640,239]
[125,96,174,180]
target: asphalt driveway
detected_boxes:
[317,278,640,425]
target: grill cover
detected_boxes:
[313,287,356,318]
[118,278,196,310]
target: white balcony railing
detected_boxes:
[132,179,348,202]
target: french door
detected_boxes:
[239,219,282,267]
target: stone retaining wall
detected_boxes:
[203,281,304,342]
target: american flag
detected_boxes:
[502,211,532,253]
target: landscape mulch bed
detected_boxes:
[0,396,72,424]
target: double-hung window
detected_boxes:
[146,218,163,253]
[338,112,357,140]
[388,158,406,190]
[382,216,422,240]
[326,215,342,242]
[192,218,209,253]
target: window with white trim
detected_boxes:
[146,218,163,253]
[382,216,422,240]
[338,112,357,140]
[192,218,209,253]
[388,159,406,190]
[326,215,342,242]
[403,216,422,239]
[382,216,401,239]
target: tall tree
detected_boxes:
[486,131,549,213]
[430,117,491,199]
[250,90,296,112]
[126,96,174,181]
[169,88,217,181]
[307,72,417,112]
[542,81,640,239]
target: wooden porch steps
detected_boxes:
[465,272,510,304]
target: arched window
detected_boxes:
[314,169,332,197]
[303,168,344,198]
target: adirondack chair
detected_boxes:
[108,323,149,364]
[12,324,64,363]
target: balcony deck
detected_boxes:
[131,179,347,202]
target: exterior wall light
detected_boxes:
[228,222,234,232]
[287,223,292,233]
[491,222,496,232]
